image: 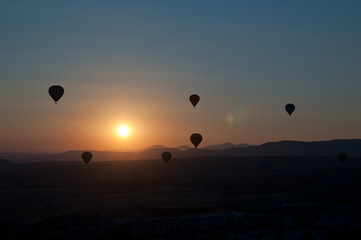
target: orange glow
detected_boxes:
[117,125,130,138]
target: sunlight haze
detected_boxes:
[1,1,361,152]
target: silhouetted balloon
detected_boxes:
[338,152,347,163]
[190,133,202,148]
[49,85,64,104]
[82,152,92,164]
[161,152,172,164]
[285,103,295,116]
[189,94,200,108]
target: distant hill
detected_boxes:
[202,143,250,150]
[2,139,361,163]
[136,145,167,152]
[176,145,193,151]
[0,158,15,171]
[228,139,361,157]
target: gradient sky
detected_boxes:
[1,1,361,152]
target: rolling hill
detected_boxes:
[2,139,361,163]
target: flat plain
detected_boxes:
[1,156,361,239]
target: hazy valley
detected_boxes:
[1,140,361,239]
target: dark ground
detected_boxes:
[1,156,361,239]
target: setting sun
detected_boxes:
[117,125,130,138]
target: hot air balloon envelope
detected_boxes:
[285,103,295,116]
[161,152,172,164]
[338,152,347,163]
[190,133,202,148]
[82,152,92,164]
[189,94,200,108]
[49,85,64,104]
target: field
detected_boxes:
[1,156,361,239]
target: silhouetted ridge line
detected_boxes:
[136,145,168,152]
[2,139,361,163]
[237,139,361,156]
[0,158,14,166]
[0,159,16,172]
[202,143,250,150]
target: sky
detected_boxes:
[1,0,361,153]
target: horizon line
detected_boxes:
[1,138,361,154]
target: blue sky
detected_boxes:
[1,1,361,152]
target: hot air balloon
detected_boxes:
[338,152,347,164]
[49,85,64,104]
[190,133,202,148]
[285,103,295,116]
[161,152,172,164]
[82,152,92,164]
[189,94,200,108]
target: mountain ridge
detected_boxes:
[2,139,361,163]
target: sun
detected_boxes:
[117,125,130,138]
